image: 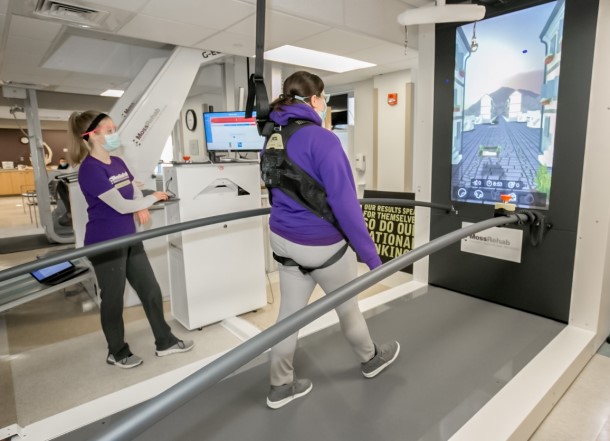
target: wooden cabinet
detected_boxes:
[0,172,12,195]
[0,170,35,195]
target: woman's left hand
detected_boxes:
[135,209,150,225]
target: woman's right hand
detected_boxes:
[153,191,169,201]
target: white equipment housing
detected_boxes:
[164,163,267,330]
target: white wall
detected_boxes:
[411,24,435,284]
[373,70,412,191]
[351,79,375,192]
[178,92,224,162]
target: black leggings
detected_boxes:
[90,242,178,360]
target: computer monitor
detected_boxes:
[203,111,265,152]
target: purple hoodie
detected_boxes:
[268,103,382,270]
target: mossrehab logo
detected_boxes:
[468,233,511,246]
[134,108,161,145]
[109,172,129,184]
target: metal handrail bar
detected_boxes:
[0,199,452,284]
[91,213,529,441]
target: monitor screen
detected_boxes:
[30,261,73,282]
[203,111,265,152]
[450,1,564,209]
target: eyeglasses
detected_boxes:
[294,93,331,104]
[81,124,117,138]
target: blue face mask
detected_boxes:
[103,133,121,151]
[294,93,329,126]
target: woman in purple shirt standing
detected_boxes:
[265,71,400,409]
[67,111,193,369]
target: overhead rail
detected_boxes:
[0,199,453,283]
[88,212,531,441]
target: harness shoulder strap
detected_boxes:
[262,120,339,229]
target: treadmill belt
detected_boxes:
[55,286,564,441]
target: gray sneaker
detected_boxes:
[266,378,313,409]
[361,341,400,378]
[156,340,194,357]
[106,353,143,369]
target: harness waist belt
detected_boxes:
[273,242,349,274]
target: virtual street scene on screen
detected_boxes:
[451,0,564,210]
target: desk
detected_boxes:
[0,260,97,313]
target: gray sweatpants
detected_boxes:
[269,232,376,386]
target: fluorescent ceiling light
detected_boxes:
[101,89,124,97]
[264,45,375,73]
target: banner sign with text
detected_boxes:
[460,222,523,263]
[362,190,415,273]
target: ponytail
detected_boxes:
[67,110,99,165]
[270,71,324,112]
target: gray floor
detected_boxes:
[55,286,565,441]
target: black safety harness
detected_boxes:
[245,0,348,273]
[260,119,349,273]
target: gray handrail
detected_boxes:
[0,199,452,283]
[90,213,528,441]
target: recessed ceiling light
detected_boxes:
[263,45,376,73]
[100,89,124,97]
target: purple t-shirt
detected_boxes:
[78,155,136,245]
[268,103,382,270]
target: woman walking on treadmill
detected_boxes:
[264,71,400,409]
[67,111,193,369]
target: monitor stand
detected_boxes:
[209,151,232,163]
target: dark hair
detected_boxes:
[66,110,104,165]
[270,71,325,111]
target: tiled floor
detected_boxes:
[1,194,609,440]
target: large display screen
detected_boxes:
[203,111,265,152]
[450,1,565,209]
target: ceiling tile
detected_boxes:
[60,71,123,87]
[4,35,48,62]
[344,0,407,44]
[267,0,345,27]
[344,42,415,65]
[141,0,253,29]
[0,0,8,15]
[294,29,384,56]
[42,34,170,78]
[119,14,217,46]
[8,15,63,41]
[1,67,70,85]
[194,31,254,57]
[396,0,433,6]
[227,11,330,50]
[85,0,150,12]
[0,13,6,39]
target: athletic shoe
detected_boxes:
[266,378,313,409]
[361,341,400,378]
[106,353,143,369]
[155,339,194,357]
